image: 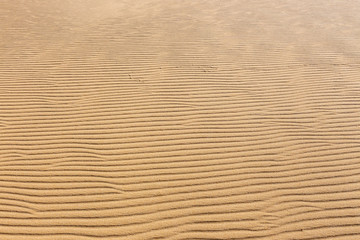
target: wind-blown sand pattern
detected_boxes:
[1,0,360,239]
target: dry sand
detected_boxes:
[0,0,360,239]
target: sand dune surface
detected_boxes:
[0,0,360,239]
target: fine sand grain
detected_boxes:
[1,0,360,239]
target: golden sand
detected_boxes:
[0,0,360,239]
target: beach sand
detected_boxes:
[0,0,360,239]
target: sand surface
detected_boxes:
[1,0,360,239]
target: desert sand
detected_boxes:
[0,0,360,239]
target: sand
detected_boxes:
[0,0,360,239]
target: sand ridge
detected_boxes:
[0,0,360,239]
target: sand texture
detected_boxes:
[1,0,360,239]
